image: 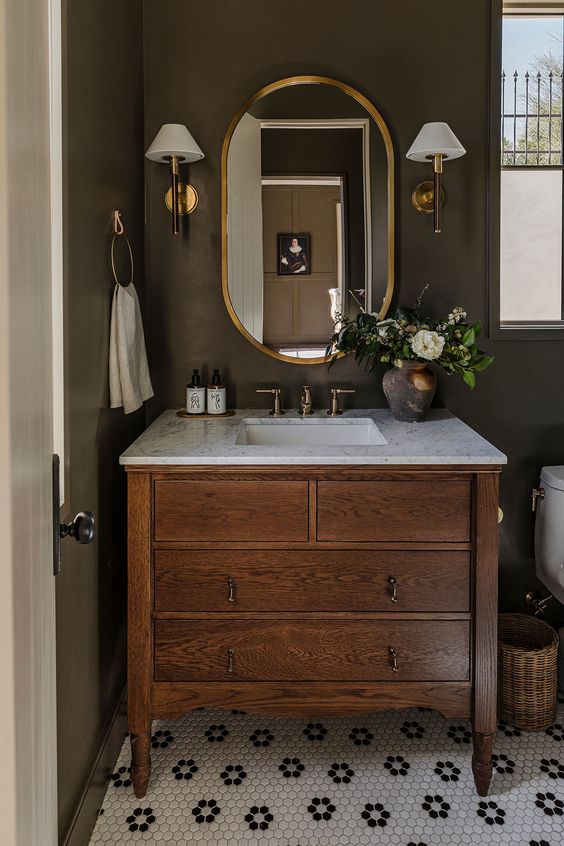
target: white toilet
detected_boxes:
[535,466,564,602]
[535,466,564,692]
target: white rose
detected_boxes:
[411,329,445,361]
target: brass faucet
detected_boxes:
[256,387,284,416]
[327,387,356,416]
[298,385,313,415]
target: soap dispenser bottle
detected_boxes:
[187,369,206,414]
[207,368,227,415]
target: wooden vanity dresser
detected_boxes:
[126,461,501,798]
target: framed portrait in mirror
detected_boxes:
[278,233,310,275]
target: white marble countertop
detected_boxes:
[119,408,507,466]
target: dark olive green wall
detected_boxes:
[58,1,145,843]
[142,0,564,615]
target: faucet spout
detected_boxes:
[298,385,313,415]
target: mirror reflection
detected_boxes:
[222,77,394,363]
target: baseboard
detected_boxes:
[61,687,127,846]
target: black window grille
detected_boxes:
[501,69,563,166]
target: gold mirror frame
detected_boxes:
[221,75,395,365]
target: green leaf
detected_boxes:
[462,327,476,347]
[461,369,476,389]
[470,354,495,372]
[472,320,482,338]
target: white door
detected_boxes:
[0,0,59,843]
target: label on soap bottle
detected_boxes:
[207,386,226,414]
[186,386,206,414]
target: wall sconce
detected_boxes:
[145,123,205,235]
[406,122,465,234]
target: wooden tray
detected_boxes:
[176,409,235,419]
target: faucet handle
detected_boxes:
[256,387,284,416]
[327,387,356,416]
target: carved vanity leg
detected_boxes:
[127,472,153,797]
[131,732,152,798]
[472,731,494,796]
[472,473,500,797]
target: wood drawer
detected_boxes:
[154,480,309,542]
[154,550,471,613]
[154,619,470,682]
[317,480,471,542]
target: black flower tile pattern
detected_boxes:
[279,756,304,777]
[220,764,247,785]
[540,757,564,779]
[384,755,410,776]
[535,791,564,816]
[171,758,198,781]
[327,762,354,783]
[434,759,461,782]
[545,722,564,742]
[151,729,173,749]
[204,723,229,742]
[422,793,450,819]
[90,700,564,845]
[109,766,131,787]
[244,804,273,830]
[126,807,155,832]
[401,720,425,739]
[191,799,220,824]
[307,797,335,821]
[249,727,273,747]
[304,722,327,741]
[492,752,515,774]
[349,726,373,745]
[498,719,522,737]
[447,723,472,744]
[477,799,506,825]
[361,801,390,828]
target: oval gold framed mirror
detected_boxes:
[221,75,394,365]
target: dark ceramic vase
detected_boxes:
[382,360,437,422]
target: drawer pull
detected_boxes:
[388,576,398,603]
[227,577,236,604]
[389,647,399,673]
[227,648,235,674]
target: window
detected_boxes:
[498,5,564,329]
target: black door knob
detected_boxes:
[60,511,95,545]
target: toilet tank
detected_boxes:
[535,466,564,604]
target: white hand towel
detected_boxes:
[109,282,154,414]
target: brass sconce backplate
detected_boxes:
[412,180,445,214]
[165,182,199,215]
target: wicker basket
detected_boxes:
[498,613,559,731]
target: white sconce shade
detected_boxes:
[145,124,204,234]
[406,122,466,162]
[406,122,465,234]
[145,123,204,163]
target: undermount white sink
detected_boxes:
[235,417,387,447]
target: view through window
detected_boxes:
[500,12,564,325]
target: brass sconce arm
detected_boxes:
[406,122,465,234]
[145,123,204,236]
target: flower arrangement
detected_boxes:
[327,286,494,389]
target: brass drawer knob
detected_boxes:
[227,576,236,603]
[388,576,398,603]
[227,648,235,674]
[389,647,399,673]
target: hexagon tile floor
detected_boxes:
[90,699,564,845]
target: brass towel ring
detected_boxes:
[110,230,134,288]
